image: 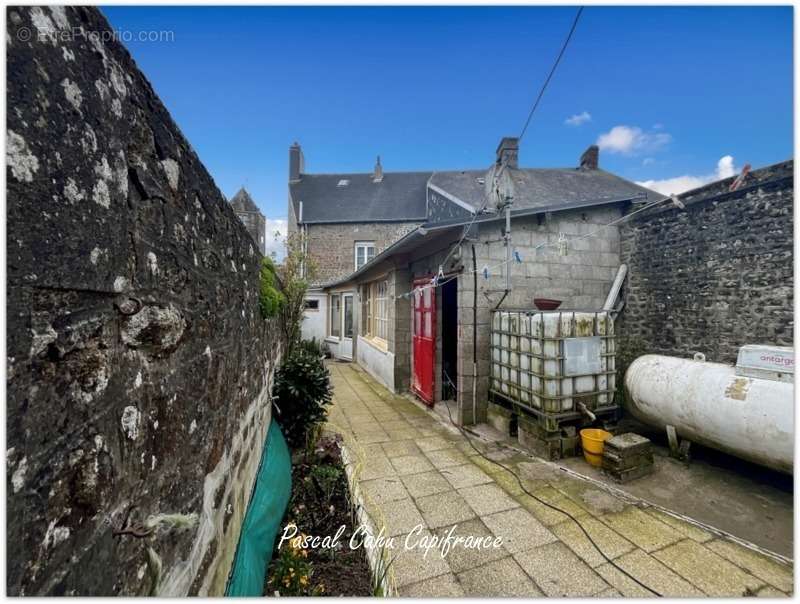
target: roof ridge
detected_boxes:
[298,170,433,178]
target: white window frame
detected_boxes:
[362,278,389,347]
[329,294,341,339]
[354,241,376,271]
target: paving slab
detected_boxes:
[423,447,469,469]
[360,476,409,505]
[439,463,493,489]
[612,549,705,597]
[398,573,464,597]
[459,483,520,516]
[457,556,543,597]
[415,435,458,452]
[643,507,713,543]
[599,506,683,552]
[433,519,509,573]
[652,538,765,596]
[381,440,422,457]
[389,529,453,588]
[481,507,558,554]
[327,362,793,597]
[358,454,397,481]
[416,490,477,529]
[380,497,427,537]
[594,562,657,598]
[389,453,435,476]
[513,541,609,596]
[705,538,793,593]
[551,516,636,567]
[400,470,452,499]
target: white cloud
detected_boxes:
[596,125,672,155]
[565,111,591,126]
[642,157,655,166]
[264,218,287,262]
[637,155,736,196]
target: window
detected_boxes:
[362,279,389,342]
[304,299,319,311]
[362,285,372,334]
[329,294,341,338]
[375,281,388,340]
[355,241,376,270]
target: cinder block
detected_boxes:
[487,401,513,435]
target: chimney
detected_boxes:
[496,137,519,169]
[289,142,304,183]
[373,155,383,182]
[579,145,599,170]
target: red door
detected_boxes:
[411,279,436,405]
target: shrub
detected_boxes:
[273,347,332,449]
[259,257,285,319]
[297,337,323,356]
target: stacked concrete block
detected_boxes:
[602,433,654,483]
[487,401,514,435]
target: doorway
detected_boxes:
[340,293,354,360]
[441,278,458,401]
[411,278,435,405]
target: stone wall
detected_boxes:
[7,7,282,596]
[617,161,794,374]
[305,221,420,285]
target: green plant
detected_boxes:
[276,233,317,356]
[267,527,324,596]
[259,257,285,319]
[298,337,323,356]
[310,464,342,504]
[273,348,333,449]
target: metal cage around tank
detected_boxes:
[489,309,619,427]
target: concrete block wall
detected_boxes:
[304,221,420,285]
[390,267,413,392]
[617,161,794,374]
[457,208,622,425]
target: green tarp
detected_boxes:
[226,419,292,597]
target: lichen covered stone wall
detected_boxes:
[617,160,793,373]
[7,6,281,596]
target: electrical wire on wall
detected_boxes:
[392,192,674,301]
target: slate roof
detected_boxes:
[230,187,261,213]
[429,167,662,212]
[289,172,431,223]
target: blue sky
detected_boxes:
[103,5,793,229]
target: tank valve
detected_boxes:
[578,402,596,423]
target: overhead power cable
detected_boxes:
[518,7,584,142]
[437,6,585,275]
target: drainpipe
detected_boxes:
[471,243,478,426]
[493,199,513,310]
[603,264,628,312]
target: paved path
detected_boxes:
[325,362,793,597]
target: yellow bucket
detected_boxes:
[580,428,612,467]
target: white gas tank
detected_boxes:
[624,347,793,474]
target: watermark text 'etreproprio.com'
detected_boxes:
[17,26,175,44]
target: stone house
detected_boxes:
[286,142,430,341]
[305,137,662,426]
[230,187,267,255]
